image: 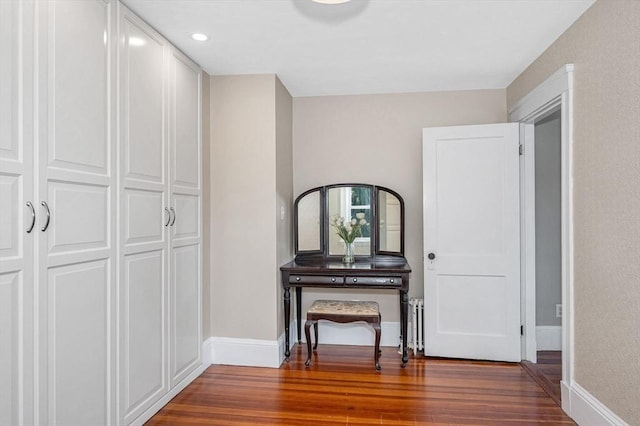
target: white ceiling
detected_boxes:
[121,0,596,97]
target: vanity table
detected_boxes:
[281,184,412,366]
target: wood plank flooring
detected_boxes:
[521,351,562,406]
[147,345,574,425]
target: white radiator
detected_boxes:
[409,298,424,355]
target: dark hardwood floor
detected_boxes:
[147,345,574,425]
[521,351,562,406]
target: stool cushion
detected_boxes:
[308,300,379,316]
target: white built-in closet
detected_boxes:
[0,1,203,425]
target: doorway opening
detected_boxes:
[510,64,574,414]
[521,108,562,404]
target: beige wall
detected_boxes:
[202,72,211,338]
[275,77,293,335]
[210,74,293,341]
[508,0,640,422]
[293,90,506,322]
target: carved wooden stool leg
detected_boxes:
[304,320,314,367]
[313,321,318,350]
[373,322,381,371]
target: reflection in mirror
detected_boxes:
[327,186,371,256]
[378,190,401,252]
[296,190,321,251]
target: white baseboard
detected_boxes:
[561,380,571,414]
[210,336,282,368]
[130,364,206,426]
[568,382,628,426]
[536,326,562,351]
[206,321,403,369]
[202,337,214,366]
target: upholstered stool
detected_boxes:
[304,300,382,370]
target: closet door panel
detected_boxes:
[0,0,19,161]
[170,244,200,384]
[168,49,201,387]
[38,0,115,424]
[48,0,108,174]
[172,193,199,241]
[170,54,200,189]
[1,0,34,424]
[47,261,109,426]
[0,273,21,426]
[118,5,169,424]
[122,251,166,423]
[0,176,19,259]
[124,189,164,246]
[121,14,165,184]
[47,182,109,253]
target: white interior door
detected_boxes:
[0,1,34,424]
[168,48,202,387]
[423,123,521,362]
[37,1,116,424]
[118,5,169,424]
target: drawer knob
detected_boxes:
[331,277,336,282]
[390,279,395,283]
[295,276,301,281]
[352,278,358,283]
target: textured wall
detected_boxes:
[508,1,640,422]
[293,89,506,322]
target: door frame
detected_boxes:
[509,64,574,413]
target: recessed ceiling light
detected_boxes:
[312,0,352,3]
[191,33,208,42]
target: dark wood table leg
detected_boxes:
[296,287,302,343]
[284,287,290,358]
[400,290,409,367]
[373,321,381,371]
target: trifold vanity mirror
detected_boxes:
[284,183,411,366]
[294,183,405,262]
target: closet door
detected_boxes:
[36,1,116,424]
[118,5,169,424]
[168,49,202,386]
[0,1,34,424]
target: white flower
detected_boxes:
[355,212,365,220]
[351,218,357,226]
[359,218,367,225]
[345,224,352,233]
[337,217,344,224]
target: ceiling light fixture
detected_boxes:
[312,0,352,4]
[191,33,208,42]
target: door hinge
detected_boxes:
[519,144,524,155]
[520,325,524,335]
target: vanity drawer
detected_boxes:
[289,275,344,285]
[345,276,402,286]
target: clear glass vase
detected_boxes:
[342,242,355,264]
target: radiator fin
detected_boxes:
[409,298,424,355]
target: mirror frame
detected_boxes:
[293,186,325,255]
[294,183,405,262]
[375,186,405,257]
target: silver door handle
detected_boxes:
[169,207,176,226]
[164,207,171,226]
[26,202,36,233]
[41,201,50,232]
